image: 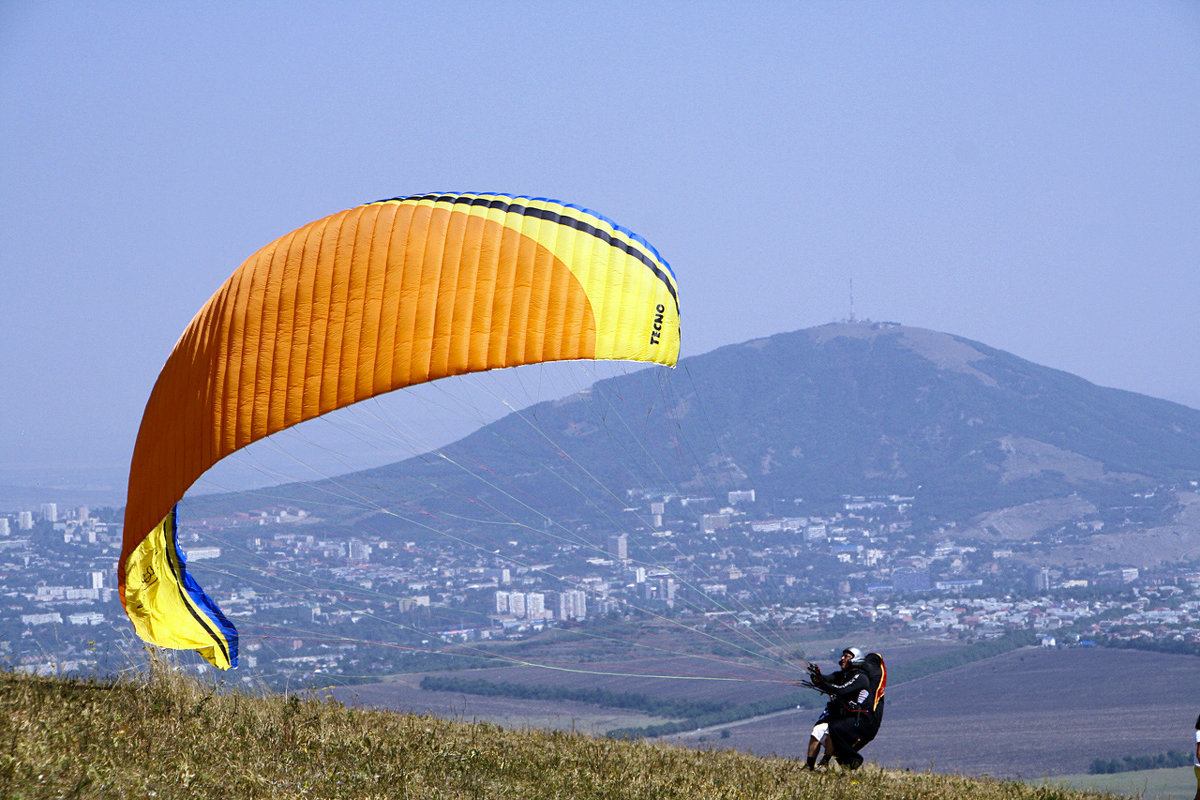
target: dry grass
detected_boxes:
[0,658,1129,800]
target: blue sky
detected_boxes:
[1,2,1197,501]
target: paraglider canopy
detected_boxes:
[120,193,680,669]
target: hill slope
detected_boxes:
[0,665,1122,800]
[195,322,1200,556]
[682,323,1200,504]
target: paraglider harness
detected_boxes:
[849,652,886,718]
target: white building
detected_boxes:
[558,589,587,621]
[483,567,511,584]
[348,540,372,563]
[607,533,628,561]
[660,576,677,608]
[40,503,58,523]
[495,591,551,620]
[185,547,222,561]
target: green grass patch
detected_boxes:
[1034,766,1197,800]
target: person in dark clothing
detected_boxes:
[802,648,857,769]
[804,647,886,770]
[1192,712,1199,800]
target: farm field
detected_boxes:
[1033,766,1198,800]
[334,671,660,736]
[681,646,1200,778]
[334,640,1200,781]
[331,633,962,737]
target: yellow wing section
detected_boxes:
[120,193,679,668]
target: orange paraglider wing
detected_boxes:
[120,193,680,668]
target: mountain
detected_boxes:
[659,322,1200,512]
[208,322,1200,561]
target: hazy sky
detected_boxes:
[2,2,1197,495]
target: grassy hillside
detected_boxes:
[1,660,1129,800]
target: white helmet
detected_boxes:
[842,647,864,663]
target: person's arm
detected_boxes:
[821,671,869,702]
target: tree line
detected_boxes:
[1088,750,1193,774]
[418,675,730,719]
[1099,636,1200,659]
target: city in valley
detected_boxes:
[5,477,1200,690]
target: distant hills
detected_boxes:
[199,322,1200,564]
[0,468,127,510]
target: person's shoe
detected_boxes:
[837,753,864,770]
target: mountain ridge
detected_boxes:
[194,322,1200,563]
